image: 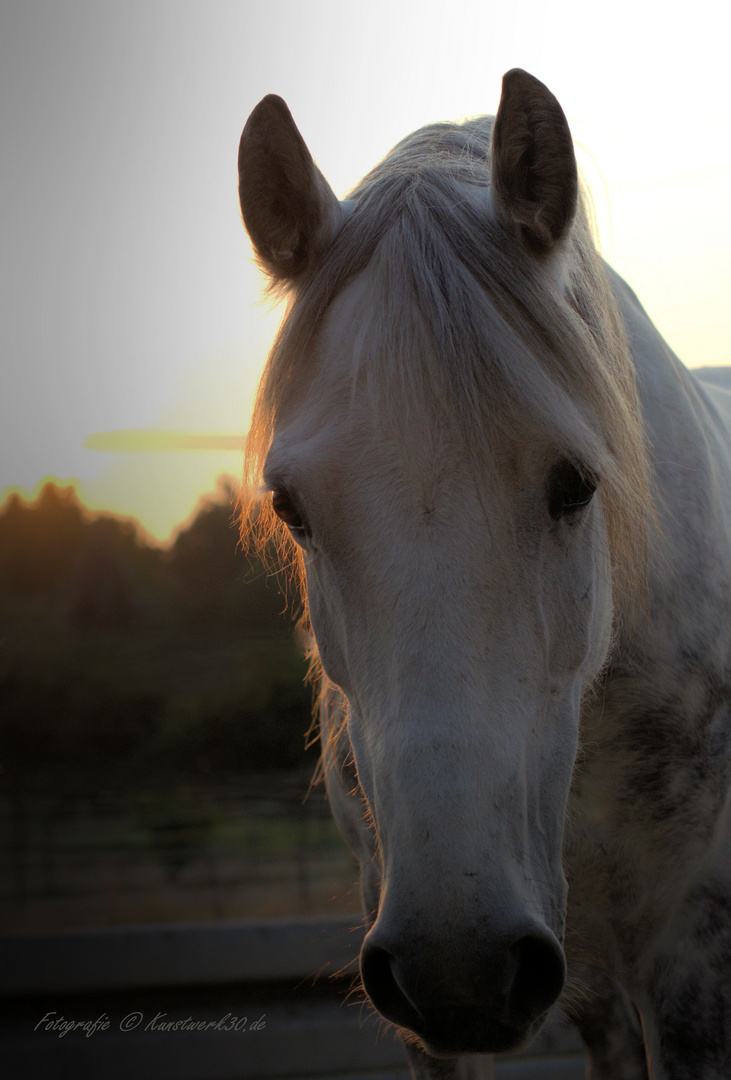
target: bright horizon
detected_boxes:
[2,1,729,543]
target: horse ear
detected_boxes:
[238,95,341,281]
[490,69,578,257]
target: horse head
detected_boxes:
[238,70,648,1056]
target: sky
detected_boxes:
[1,0,729,544]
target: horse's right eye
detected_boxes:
[271,487,308,539]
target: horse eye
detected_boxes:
[548,460,597,520]
[271,487,308,538]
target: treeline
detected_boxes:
[0,481,315,788]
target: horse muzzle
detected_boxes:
[360,921,566,1055]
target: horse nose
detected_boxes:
[360,926,565,1054]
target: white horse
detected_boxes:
[237,70,731,1080]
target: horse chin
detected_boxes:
[408,1011,547,1058]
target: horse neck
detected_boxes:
[606,264,731,678]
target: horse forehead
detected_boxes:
[271,380,544,523]
[271,274,550,506]
[274,370,460,495]
[272,406,471,508]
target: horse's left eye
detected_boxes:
[548,460,597,520]
[271,487,309,539]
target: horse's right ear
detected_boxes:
[238,95,341,283]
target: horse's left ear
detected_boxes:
[490,69,578,257]
[238,95,341,282]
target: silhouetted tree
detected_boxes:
[0,480,311,782]
[0,484,86,595]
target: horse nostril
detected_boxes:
[508,933,566,1024]
[360,940,424,1033]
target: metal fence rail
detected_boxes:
[0,781,361,929]
[0,917,587,1080]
